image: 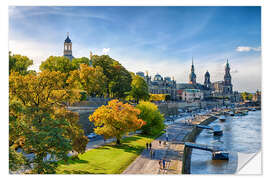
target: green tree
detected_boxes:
[129,75,149,103]
[91,55,132,99]
[9,71,88,173]
[72,57,90,69]
[67,64,107,97]
[9,53,33,75]
[89,99,145,145]
[136,101,165,135]
[40,56,76,73]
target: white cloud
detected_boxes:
[236,46,261,52]
[102,48,110,55]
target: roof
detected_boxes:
[65,36,71,43]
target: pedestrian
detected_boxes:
[149,142,152,150]
[146,142,148,150]
[162,159,166,169]
[159,159,162,169]
[166,136,169,142]
[159,140,161,146]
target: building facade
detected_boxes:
[136,71,178,100]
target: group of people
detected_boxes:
[146,142,155,159]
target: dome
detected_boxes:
[154,73,163,81]
[65,36,71,43]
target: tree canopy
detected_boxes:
[89,99,145,144]
[67,64,107,97]
[128,75,149,103]
[9,71,88,173]
[9,53,33,75]
[91,55,132,99]
[136,101,164,135]
[40,56,77,73]
[72,57,90,69]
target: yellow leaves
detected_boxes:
[149,94,166,101]
[89,99,145,141]
[9,70,80,108]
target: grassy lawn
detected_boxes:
[56,134,158,174]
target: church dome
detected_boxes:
[154,73,163,81]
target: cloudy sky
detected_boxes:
[9,6,261,92]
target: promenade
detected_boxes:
[123,114,214,174]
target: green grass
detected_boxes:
[56,134,159,174]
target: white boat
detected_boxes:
[219,115,226,122]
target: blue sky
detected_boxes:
[9,6,261,92]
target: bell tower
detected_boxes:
[189,58,196,84]
[64,32,73,60]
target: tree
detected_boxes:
[89,99,145,145]
[67,64,107,97]
[129,75,149,103]
[136,101,165,135]
[40,56,76,73]
[91,55,132,99]
[9,53,33,75]
[72,57,90,69]
[241,92,253,101]
[9,71,88,173]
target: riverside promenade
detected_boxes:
[123,113,219,174]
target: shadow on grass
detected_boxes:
[58,158,89,165]
[111,143,143,154]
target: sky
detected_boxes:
[9,6,261,92]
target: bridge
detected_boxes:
[184,142,229,160]
[184,142,223,152]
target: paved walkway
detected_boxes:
[123,114,215,174]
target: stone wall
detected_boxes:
[181,116,218,174]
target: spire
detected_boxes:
[192,56,194,66]
[67,32,69,37]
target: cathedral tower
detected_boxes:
[64,32,73,60]
[204,70,211,89]
[189,58,196,84]
[223,59,233,94]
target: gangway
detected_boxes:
[184,142,229,160]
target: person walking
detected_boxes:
[162,159,166,170]
[149,142,152,150]
[159,159,162,169]
[146,142,149,150]
[159,140,161,146]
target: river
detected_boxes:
[190,110,261,174]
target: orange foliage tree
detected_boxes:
[89,99,145,144]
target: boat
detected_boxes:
[213,125,223,136]
[212,151,229,160]
[229,111,235,116]
[219,115,226,122]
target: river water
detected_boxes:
[190,110,261,174]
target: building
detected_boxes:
[181,89,204,102]
[136,71,178,100]
[63,32,74,60]
[252,90,261,104]
[177,59,212,101]
[212,59,233,96]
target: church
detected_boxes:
[63,32,74,60]
[177,58,234,101]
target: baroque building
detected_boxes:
[136,71,177,100]
[63,32,74,60]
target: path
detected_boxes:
[122,114,215,174]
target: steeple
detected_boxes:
[189,57,196,84]
[204,70,211,88]
[223,59,233,94]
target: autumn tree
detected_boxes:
[129,75,149,103]
[72,57,90,69]
[9,52,33,75]
[136,101,165,135]
[9,71,88,173]
[91,55,132,99]
[89,99,145,145]
[67,64,107,97]
[149,94,166,102]
[40,56,76,73]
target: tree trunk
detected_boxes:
[116,138,121,145]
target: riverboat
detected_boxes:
[219,115,226,122]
